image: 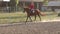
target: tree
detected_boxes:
[10,0,16,6]
[15,0,19,11]
[15,0,19,6]
[10,0,19,6]
[10,0,19,11]
[43,0,48,5]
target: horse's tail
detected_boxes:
[36,9,46,16]
[39,10,45,16]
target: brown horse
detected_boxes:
[23,7,42,22]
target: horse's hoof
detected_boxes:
[25,21,27,22]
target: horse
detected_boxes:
[23,7,43,22]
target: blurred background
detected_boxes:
[0,0,60,24]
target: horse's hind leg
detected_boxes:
[34,15,36,21]
[38,14,41,21]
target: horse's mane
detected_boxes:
[24,7,30,11]
[24,6,29,9]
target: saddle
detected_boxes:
[30,9,35,14]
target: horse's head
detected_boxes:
[23,7,30,13]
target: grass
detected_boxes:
[0,12,26,24]
[0,11,59,24]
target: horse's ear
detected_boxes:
[24,8,25,9]
[23,7,25,9]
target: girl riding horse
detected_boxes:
[29,2,34,14]
[23,7,42,22]
[23,2,45,22]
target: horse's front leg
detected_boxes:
[34,15,36,21]
[26,16,29,22]
[29,16,32,22]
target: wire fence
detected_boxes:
[0,6,23,13]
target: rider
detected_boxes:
[29,2,34,13]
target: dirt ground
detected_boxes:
[0,21,60,34]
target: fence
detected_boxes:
[0,6,23,13]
